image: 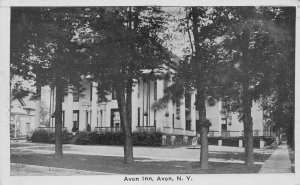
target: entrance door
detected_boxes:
[111,109,120,127]
[26,123,30,135]
[73,110,79,132]
[221,118,228,137]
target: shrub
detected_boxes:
[132,132,162,146]
[31,129,52,143]
[74,131,163,146]
[98,132,124,145]
[31,129,70,144]
[74,131,100,145]
[49,129,71,144]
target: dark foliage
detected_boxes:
[31,129,71,144]
[74,131,163,146]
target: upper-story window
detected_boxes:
[62,111,65,127]
[73,89,79,102]
[154,81,157,100]
[137,79,140,98]
[90,82,93,101]
[163,79,168,91]
[112,88,117,100]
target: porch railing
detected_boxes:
[95,126,122,134]
[135,126,156,133]
[263,130,276,137]
[241,130,276,137]
[208,131,219,137]
[38,127,67,131]
[163,127,172,134]
[221,131,240,137]
[173,128,184,135]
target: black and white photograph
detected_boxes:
[0,1,299,185]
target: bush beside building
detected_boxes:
[30,129,71,144]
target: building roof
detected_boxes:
[22,94,36,110]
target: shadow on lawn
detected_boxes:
[11,153,262,174]
[209,152,271,162]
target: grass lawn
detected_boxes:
[11,153,262,174]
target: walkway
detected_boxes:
[259,142,292,173]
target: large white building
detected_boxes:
[49,78,274,139]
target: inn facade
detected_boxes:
[48,78,275,139]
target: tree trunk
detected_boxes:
[54,78,63,159]
[200,125,209,168]
[196,90,209,169]
[239,29,254,166]
[35,83,41,129]
[243,116,254,166]
[116,84,134,165]
[191,7,210,169]
[242,87,254,166]
[126,80,133,131]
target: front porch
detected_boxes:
[94,126,157,134]
[93,125,196,136]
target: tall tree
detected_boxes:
[153,7,232,169]
[265,7,295,149]
[11,8,87,159]
[79,7,171,165]
[217,7,293,166]
[140,8,232,167]
[186,7,230,169]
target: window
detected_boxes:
[112,88,117,100]
[154,81,157,100]
[97,110,99,127]
[90,82,93,101]
[137,79,140,98]
[73,89,79,102]
[163,79,168,90]
[62,111,65,128]
[73,111,79,122]
[221,118,227,126]
[138,107,140,126]
[172,114,175,128]
[111,109,120,127]
[186,121,191,130]
[86,111,89,126]
[185,93,191,109]
[154,110,156,126]
[100,110,103,127]
[73,110,79,132]
[185,93,191,130]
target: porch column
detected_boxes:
[190,91,196,135]
[79,109,86,131]
[91,82,97,131]
[239,139,243,147]
[180,95,186,134]
[260,139,265,148]
[65,91,73,131]
[156,80,164,132]
[131,80,138,132]
[218,140,222,146]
